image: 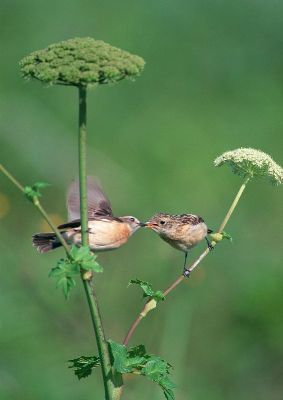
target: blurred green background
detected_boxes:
[0,1,283,399]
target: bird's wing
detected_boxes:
[57,219,81,229]
[58,215,123,230]
[67,176,113,221]
[180,214,204,225]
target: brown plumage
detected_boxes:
[32,177,143,253]
[145,212,212,272]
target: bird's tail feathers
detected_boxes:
[32,233,62,253]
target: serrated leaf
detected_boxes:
[81,260,103,272]
[49,257,80,298]
[126,344,147,369]
[33,181,50,189]
[141,357,176,400]
[60,276,76,299]
[108,340,176,400]
[68,355,100,379]
[108,340,131,373]
[24,181,50,201]
[129,279,165,302]
[70,245,89,261]
[70,245,103,273]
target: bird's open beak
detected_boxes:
[144,222,157,229]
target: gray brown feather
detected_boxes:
[67,176,113,221]
[32,233,62,253]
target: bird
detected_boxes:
[145,213,213,275]
[32,177,144,253]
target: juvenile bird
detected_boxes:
[32,177,143,253]
[145,213,213,275]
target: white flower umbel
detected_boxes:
[214,148,282,233]
[214,148,283,185]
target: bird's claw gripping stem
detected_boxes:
[205,236,214,251]
[183,268,191,278]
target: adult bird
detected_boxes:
[145,212,213,275]
[32,177,143,253]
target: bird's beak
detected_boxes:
[139,222,147,227]
[144,222,156,229]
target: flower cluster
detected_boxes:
[19,37,145,87]
[214,148,283,185]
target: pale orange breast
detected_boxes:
[88,220,131,251]
[64,220,132,252]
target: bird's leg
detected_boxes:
[205,236,214,251]
[183,252,190,278]
[183,268,191,278]
[183,251,188,268]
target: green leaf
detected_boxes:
[58,276,76,299]
[108,340,176,400]
[129,279,165,302]
[32,181,51,189]
[70,245,103,273]
[49,257,80,298]
[24,181,50,201]
[68,355,101,379]
[222,231,233,241]
[141,357,176,400]
[50,247,103,297]
[127,344,147,369]
[108,340,131,373]
[70,245,89,261]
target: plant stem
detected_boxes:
[0,164,70,253]
[122,176,251,348]
[77,86,115,400]
[78,86,89,247]
[0,164,25,192]
[123,315,143,346]
[218,175,250,232]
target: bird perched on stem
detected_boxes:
[145,213,213,275]
[32,177,143,253]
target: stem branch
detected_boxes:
[122,176,250,348]
[0,164,70,253]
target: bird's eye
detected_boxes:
[160,220,166,225]
[130,217,135,222]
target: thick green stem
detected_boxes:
[77,86,115,400]
[78,86,89,247]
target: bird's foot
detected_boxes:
[183,268,191,278]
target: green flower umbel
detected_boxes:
[19,37,145,87]
[214,148,283,185]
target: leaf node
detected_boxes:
[128,279,165,302]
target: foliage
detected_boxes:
[108,340,176,400]
[49,245,102,298]
[68,356,101,379]
[70,245,103,272]
[24,181,50,202]
[209,231,233,242]
[128,279,165,302]
[68,342,176,399]
[19,37,145,87]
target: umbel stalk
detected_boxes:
[77,86,114,399]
